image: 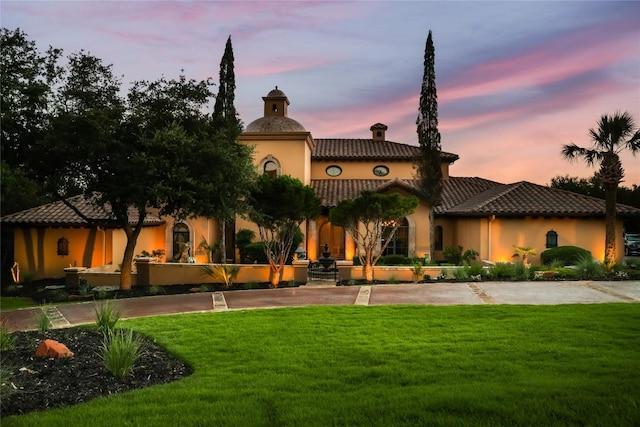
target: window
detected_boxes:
[326,165,342,177]
[546,230,558,248]
[264,160,278,178]
[373,165,389,177]
[57,237,69,256]
[382,218,409,256]
[435,226,443,251]
[173,223,190,259]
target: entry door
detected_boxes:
[319,222,345,259]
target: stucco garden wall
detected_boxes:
[13,227,108,280]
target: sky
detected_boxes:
[3,1,639,186]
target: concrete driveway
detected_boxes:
[2,280,638,332]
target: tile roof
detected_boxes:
[312,139,459,163]
[311,177,640,218]
[1,194,165,227]
[443,181,640,217]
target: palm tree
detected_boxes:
[562,112,640,264]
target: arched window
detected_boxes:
[260,155,281,178]
[546,230,558,248]
[382,218,409,257]
[173,223,190,260]
[435,226,443,251]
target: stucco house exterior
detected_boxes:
[3,87,640,281]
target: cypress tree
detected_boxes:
[415,30,443,261]
[212,35,245,262]
[212,35,242,133]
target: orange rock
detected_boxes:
[34,339,74,359]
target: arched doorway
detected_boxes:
[172,222,190,261]
[319,222,345,259]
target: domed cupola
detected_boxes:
[245,86,307,132]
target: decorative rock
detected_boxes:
[34,339,74,359]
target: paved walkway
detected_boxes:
[2,280,639,332]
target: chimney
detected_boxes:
[370,123,388,141]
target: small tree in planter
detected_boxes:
[330,191,418,283]
[246,175,321,288]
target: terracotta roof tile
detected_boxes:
[1,194,165,227]
[443,181,640,217]
[312,139,459,163]
[437,177,503,213]
[311,177,640,218]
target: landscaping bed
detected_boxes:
[1,328,193,417]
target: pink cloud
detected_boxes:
[442,17,639,102]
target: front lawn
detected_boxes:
[4,304,640,426]
[0,296,36,311]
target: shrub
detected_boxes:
[236,229,256,263]
[462,248,479,264]
[243,281,259,290]
[0,319,15,351]
[101,329,143,378]
[488,262,515,280]
[442,245,463,265]
[77,279,92,296]
[244,242,269,264]
[411,260,424,281]
[541,246,592,266]
[512,263,531,280]
[453,267,469,280]
[556,267,579,279]
[147,285,166,296]
[199,284,215,292]
[379,254,409,266]
[575,255,605,279]
[35,309,51,333]
[466,261,485,278]
[94,300,122,334]
[201,264,241,288]
[2,284,19,296]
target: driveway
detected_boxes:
[2,280,638,332]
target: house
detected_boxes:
[3,87,640,280]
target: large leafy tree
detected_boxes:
[0,28,61,283]
[0,28,60,214]
[414,30,443,261]
[329,191,418,283]
[562,112,640,264]
[8,29,255,290]
[247,174,321,287]
[207,35,250,262]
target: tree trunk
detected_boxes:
[604,184,617,264]
[363,248,374,283]
[119,221,143,291]
[363,263,374,283]
[221,221,226,264]
[428,208,435,261]
[270,265,281,288]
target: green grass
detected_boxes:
[4,304,640,426]
[0,296,35,311]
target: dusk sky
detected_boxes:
[3,1,639,186]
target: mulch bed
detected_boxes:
[1,328,193,418]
